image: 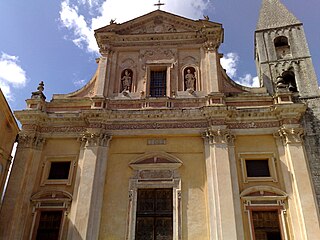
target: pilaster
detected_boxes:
[95,56,108,97]
[0,132,45,240]
[203,127,240,240]
[68,129,111,240]
[203,44,220,93]
[275,126,320,239]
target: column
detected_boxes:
[203,128,240,240]
[276,126,320,239]
[0,132,45,240]
[68,129,111,240]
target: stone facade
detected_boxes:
[302,98,320,205]
[0,89,19,206]
[1,1,320,240]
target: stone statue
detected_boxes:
[185,69,196,90]
[121,70,132,92]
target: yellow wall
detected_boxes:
[99,135,209,240]
[34,138,80,193]
[235,135,286,239]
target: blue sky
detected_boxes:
[0,0,319,112]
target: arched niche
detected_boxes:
[182,65,199,91]
[120,68,133,92]
[274,36,291,59]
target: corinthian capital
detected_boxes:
[79,129,112,148]
[203,128,234,145]
[276,127,304,144]
[18,132,45,150]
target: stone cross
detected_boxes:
[154,0,165,10]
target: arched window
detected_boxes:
[274,36,291,59]
[282,70,298,92]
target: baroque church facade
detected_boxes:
[0,0,319,239]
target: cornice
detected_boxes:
[18,102,306,134]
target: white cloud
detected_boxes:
[220,52,259,88]
[0,53,27,100]
[60,1,98,53]
[220,52,239,78]
[73,79,86,87]
[60,0,210,54]
[237,74,260,88]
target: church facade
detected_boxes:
[0,1,319,239]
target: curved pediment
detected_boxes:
[31,190,72,202]
[240,186,287,199]
[129,151,182,170]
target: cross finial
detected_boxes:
[154,0,165,10]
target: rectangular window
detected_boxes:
[239,153,278,183]
[48,161,71,180]
[245,159,270,178]
[150,70,167,97]
[135,188,173,240]
[35,211,63,240]
[252,211,282,240]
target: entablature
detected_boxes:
[18,100,306,137]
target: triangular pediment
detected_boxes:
[95,10,221,35]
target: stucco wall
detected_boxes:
[99,135,209,240]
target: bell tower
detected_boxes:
[255,0,320,208]
[255,0,319,97]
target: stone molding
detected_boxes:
[79,130,112,148]
[275,126,304,144]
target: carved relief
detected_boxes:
[181,56,197,65]
[121,17,193,35]
[18,132,45,150]
[139,48,176,62]
[120,58,135,69]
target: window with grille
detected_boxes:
[150,70,167,97]
[35,211,63,240]
[135,188,173,240]
[252,211,282,240]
